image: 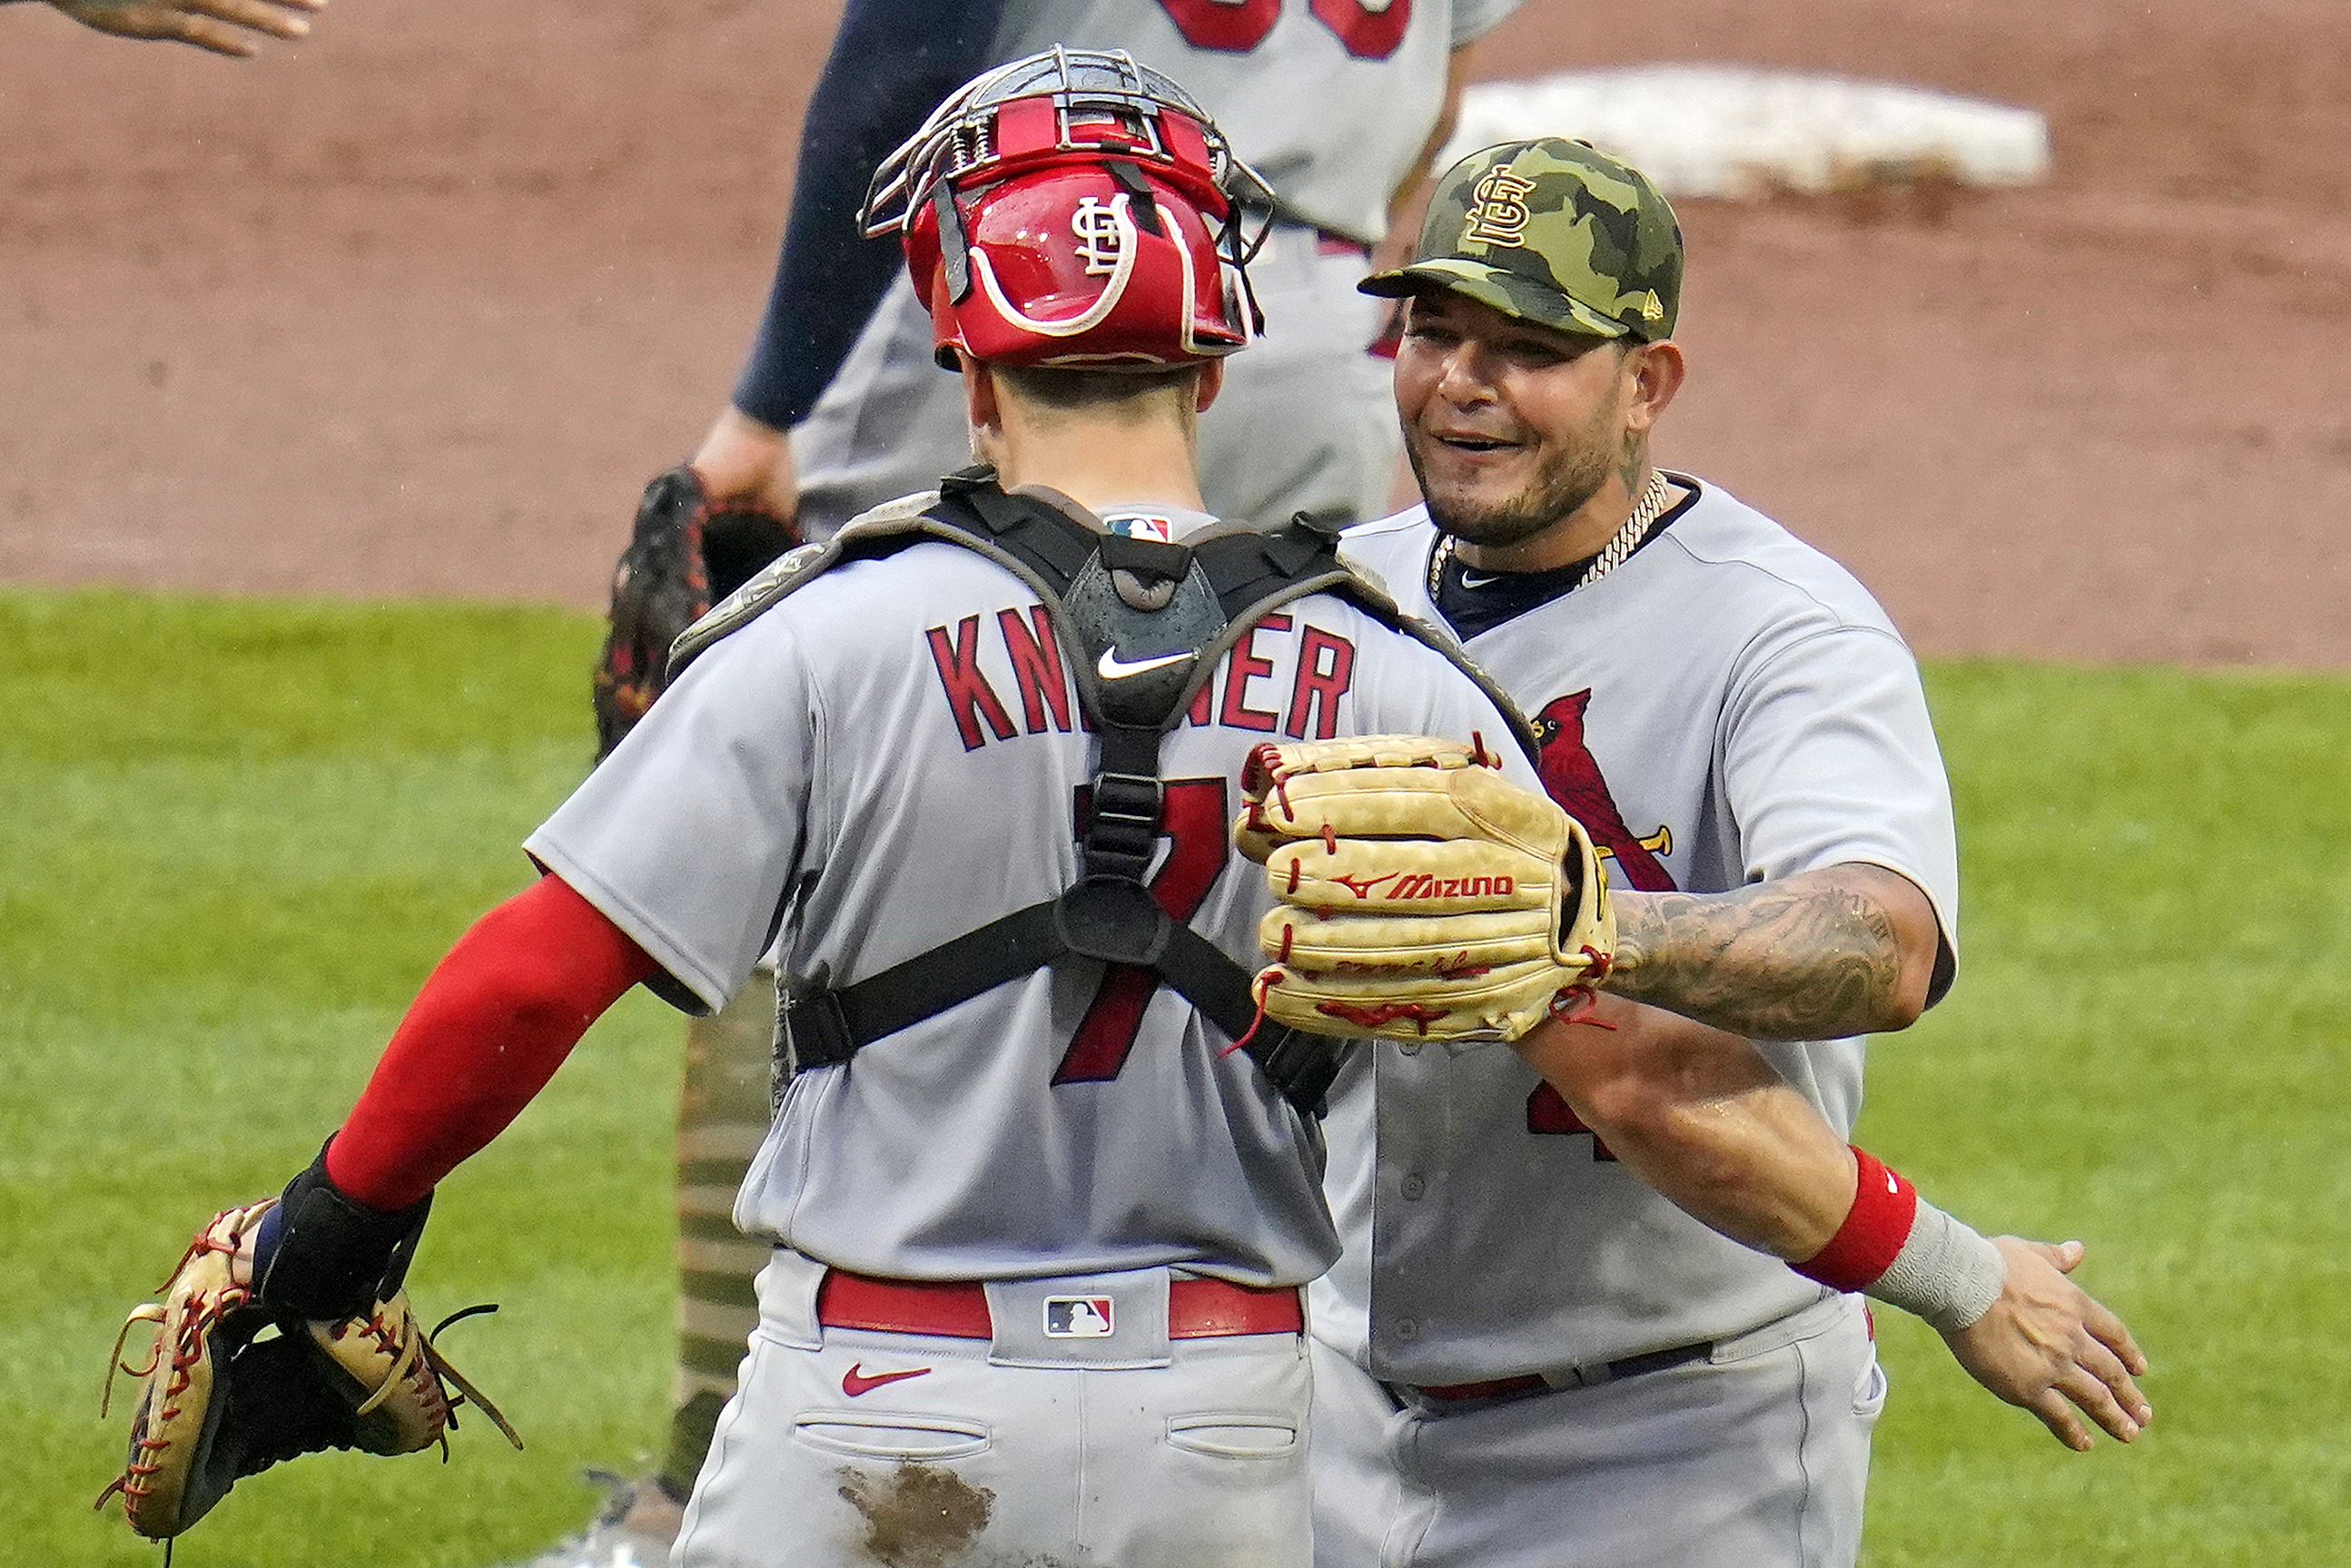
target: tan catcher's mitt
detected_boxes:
[1237,735,1615,1042]
[98,1199,519,1542]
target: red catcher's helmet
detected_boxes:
[861,48,1274,370]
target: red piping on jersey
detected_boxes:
[326,873,658,1209]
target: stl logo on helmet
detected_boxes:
[1463,170,1537,246]
[1071,195,1126,277]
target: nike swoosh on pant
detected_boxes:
[841,1363,933,1398]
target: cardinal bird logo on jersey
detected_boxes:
[1534,690,1677,892]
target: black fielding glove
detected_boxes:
[592,465,798,760]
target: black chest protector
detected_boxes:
[668,470,1533,1119]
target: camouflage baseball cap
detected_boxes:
[1362,138,1683,340]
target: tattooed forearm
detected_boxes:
[1605,865,1931,1040]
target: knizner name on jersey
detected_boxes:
[926,601,1359,751]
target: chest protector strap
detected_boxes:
[701,470,1525,1119]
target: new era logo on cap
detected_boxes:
[1043,1296,1116,1338]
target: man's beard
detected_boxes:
[1406,413,1617,552]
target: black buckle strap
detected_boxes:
[1084,771,1164,883]
[944,481,1100,583]
[781,901,1066,1071]
[1154,922,1345,1118]
[783,900,1343,1119]
[1249,1026,1346,1117]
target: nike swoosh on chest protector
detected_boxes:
[1097,647,1194,679]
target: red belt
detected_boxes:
[816,1269,1304,1340]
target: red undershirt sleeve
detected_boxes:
[325,873,661,1209]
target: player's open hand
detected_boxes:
[44,0,322,57]
[1941,1236,2150,1451]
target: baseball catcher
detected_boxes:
[1237,735,1615,1041]
[97,1152,519,1543]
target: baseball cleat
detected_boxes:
[501,1471,683,1568]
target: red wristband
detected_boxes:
[1793,1148,1917,1291]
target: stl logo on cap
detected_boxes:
[1463,168,1537,247]
[1358,137,1684,344]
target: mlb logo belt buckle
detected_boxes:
[1043,1296,1118,1338]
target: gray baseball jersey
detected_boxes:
[782,0,1526,540]
[527,518,1539,1289]
[993,0,1522,247]
[1329,476,1961,1383]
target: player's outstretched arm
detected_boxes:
[94,880,623,1541]
[1516,1001,2150,1450]
[1606,862,1944,1041]
[1941,1236,2151,1450]
[36,0,321,56]
[326,872,659,1208]
[1522,991,1856,1259]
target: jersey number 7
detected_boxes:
[1054,777,1231,1083]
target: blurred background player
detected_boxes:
[11,0,321,56]
[562,4,1523,1562]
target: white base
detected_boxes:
[1441,65,2050,198]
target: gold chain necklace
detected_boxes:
[1428,468,1677,601]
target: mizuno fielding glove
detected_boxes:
[1236,735,1615,1042]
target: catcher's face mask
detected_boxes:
[862,47,1273,370]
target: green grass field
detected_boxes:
[5,587,2345,1564]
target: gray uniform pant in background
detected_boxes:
[664,968,779,1500]
[1309,1295,1884,1568]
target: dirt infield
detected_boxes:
[5,0,2348,666]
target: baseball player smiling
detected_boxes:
[1301,138,2152,1568]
